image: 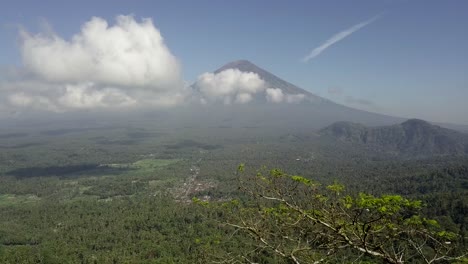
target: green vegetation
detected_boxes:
[0,124,466,263]
[197,167,463,263]
[0,194,40,207]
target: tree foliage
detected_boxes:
[208,165,466,263]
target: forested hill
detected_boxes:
[320,119,468,157]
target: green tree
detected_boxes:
[204,166,466,263]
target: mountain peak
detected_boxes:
[215,59,264,74]
[218,59,254,68]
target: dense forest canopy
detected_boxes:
[0,120,467,263]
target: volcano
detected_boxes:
[190,59,403,129]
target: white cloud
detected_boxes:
[8,92,33,107]
[195,69,266,104]
[8,92,59,112]
[302,15,380,62]
[0,15,186,113]
[58,83,136,109]
[286,93,306,103]
[195,70,308,105]
[265,88,305,103]
[266,88,284,103]
[4,82,136,112]
[20,15,182,90]
[235,93,253,104]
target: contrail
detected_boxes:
[302,15,381,62]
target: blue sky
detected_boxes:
[1,0,467,124]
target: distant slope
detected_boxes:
[320,119,468,157]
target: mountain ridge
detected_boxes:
[320,119,468,157]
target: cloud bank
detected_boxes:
[21,15,181,89]
[195,69,306,105]
[302,15,380,62]
[195,69,266,104]
[0,15,185,114]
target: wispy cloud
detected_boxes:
[302,15,381,62]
